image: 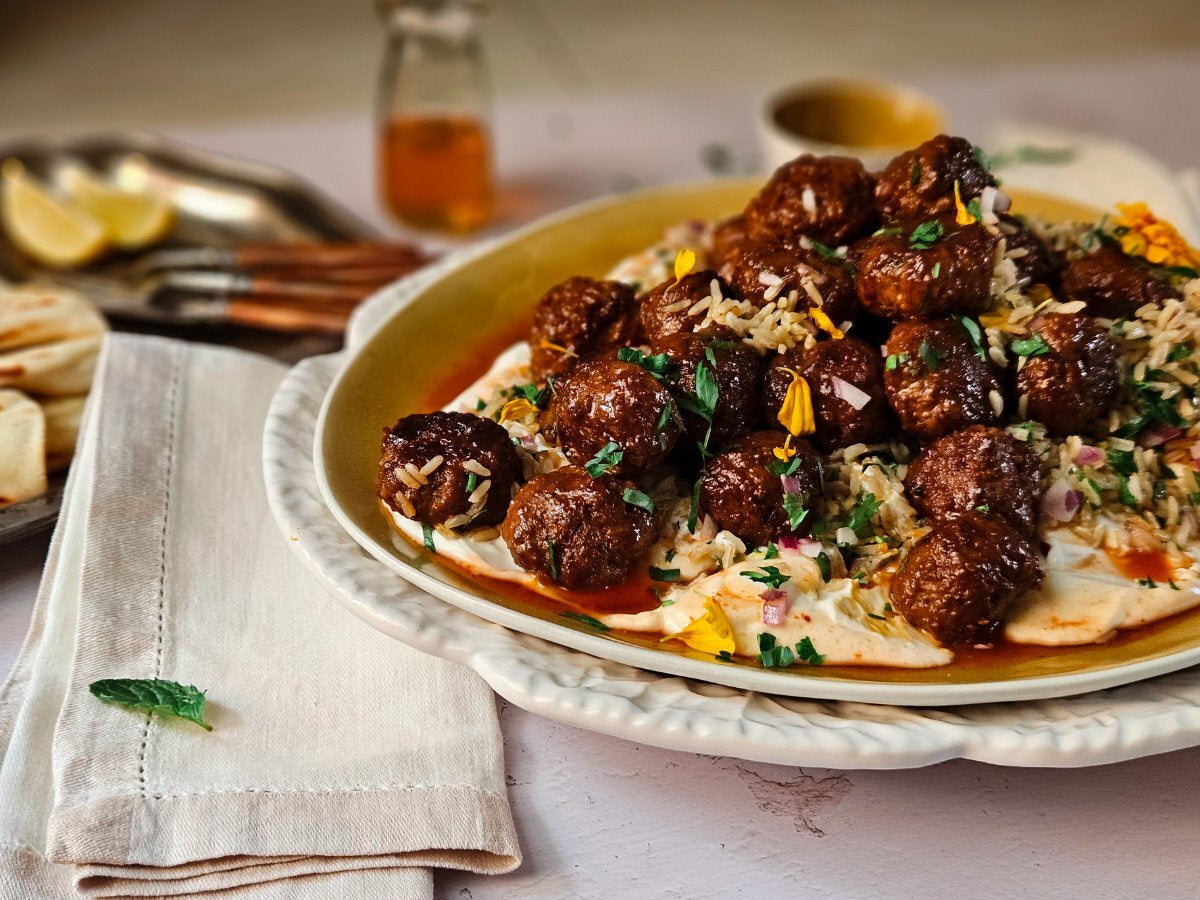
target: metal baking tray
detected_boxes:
[0,132,382,543]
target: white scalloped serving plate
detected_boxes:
[263,246,1200,768]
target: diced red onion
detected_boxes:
[779,536,799,550]
[761,589,789,625]
[1190,443,1200,461]
[777,535,823,557]
[1073,444,1105,467]
[519,434,538,449]
[1138,423,1183,448]
[1042,477,1083,522]
[781,475,805,494]
[830,375,871,411]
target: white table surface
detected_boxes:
[4,71,1200,897]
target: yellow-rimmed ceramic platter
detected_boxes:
[314,178,1200,706]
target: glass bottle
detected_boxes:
[375,0,493,232]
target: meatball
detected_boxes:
[379,411,522,529]
[856,217,1000,320]
[544,358,683,477]
[700,431,822,547]
[743,154,878,247]
[875,135,995,221]
[998,214,1057,286]
[638,270,731,343]
[721,240,858,325]
[905,425,1042,535]
[710,215,750,271]
[1015,313,1120,436]
[1059,246,1179,319]
[884,319,1004,439]
[650,331,763,451]
[763,337,892,451]
[501,466,654,588]
[890,514,1042,645]
[529,276,640,381]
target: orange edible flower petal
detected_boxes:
[674,248,696,283]
[1114,202,1200,270]
[660,598,735,655]
[773,441,797,461]
[500,398,537,422]
[809,305,844,339]
[538,337,575,356]
[777,369,816,437]
[954,180,976,226]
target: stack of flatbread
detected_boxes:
[0,284,106,507]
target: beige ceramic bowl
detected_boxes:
[313,178,1200,705]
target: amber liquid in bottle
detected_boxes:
[380,115,492,232]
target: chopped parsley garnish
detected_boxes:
[585,440,623,477]
[741,566,789,589]
[715,649,734,662]
[764,542,780,560]
[1117,375,1186,438]
[1010,334,1051,357]
[560,612,610,631]
[845,492,880,537]
[665,548,676,562]
[814,551,832,583]
[1162,264,1200,280]
[475,398,487,411]
[908,220,944,250]
[873,226,903,238]
[809,240,841,261]
[1137,576,1158,589]
[617,347,675,379]
[975,503,991,513]
[932,261,941,278]
[766,455,802,477]
[957,316,986,360]
[465,472,478,495]
[649,565,681,582]
[1117,476,1139,508]
[988,144,1076,168]
[795,636,825,665]
[1168,343,1191,362]
[970,145,992,171]
[655,402,673,435]
[1107,449,1137,476]
[782,492,810,532]
[883,602,893,613]
[421,523,436,553]
[688,477,703,533]
[512,383,549,406]
[966,197,983,220]
[867,612,887,621]
[918,338,941,372]
[547,541,559,580]
[622,487,655,513]
[909,157,921,185]
[1169,579,1181,590]
[885,352,908,371]
[757,632,794,668]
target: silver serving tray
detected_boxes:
[0,132,381,544]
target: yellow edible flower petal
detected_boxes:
[500,398,537,422]
[773,440,797,461]
[809,305,844,339]
[1114,202,1200,270]
[538,337,575,356]
[777,368,816,437]
[674,248,696,283]
[954,180,976,226]
[660,598,735,655]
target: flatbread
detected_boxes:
[0,334,102,396]
[41,393,86,473]
[0,388,47,508]
[0,284,107,352]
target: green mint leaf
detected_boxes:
[795,636,825,665]
[695,361,719,421]
[512,383,548,406]
[649,565,681,582]
[764,542,780,560]
[1010,334,1050,357]
[970,145,993,171]
[585,441,624,477]
[957,316,986,360]
[688,476,703,533]
[966,197,983,221]
[766,456,801,477]
[89,678,213,731]
[815,551,832,583]
[422,523,436,553]
[547,541,559,580]
[741,566,789,589]
[622,488,655,513]
[909,157,921,185]
[715,649,734,661]
[560,612,610,631]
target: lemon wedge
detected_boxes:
[60,163,173,250]
[1,160,109,268]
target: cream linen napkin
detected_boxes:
[0,333,520,898]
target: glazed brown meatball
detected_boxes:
[650,331,763,451]
[763,337,892,451]
[743,154,878,247]
[875,135,995,221]
[638,270,731,343]
[1015,313,1120,436]
[700,431,822,547]
[721,240,858,326]
[501,467,654,588]
[884,319,1004,439]
[710,215,750,271]
[379,411,523,529]
[890,514,1042,646]
[905,425,1042,535]
[856,217,999,320]
[529,276,639,381]
[998,214,1057,286]
[1059,246,1179,319]
[544,358,683,477]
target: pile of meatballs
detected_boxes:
[380,134,1184,649]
